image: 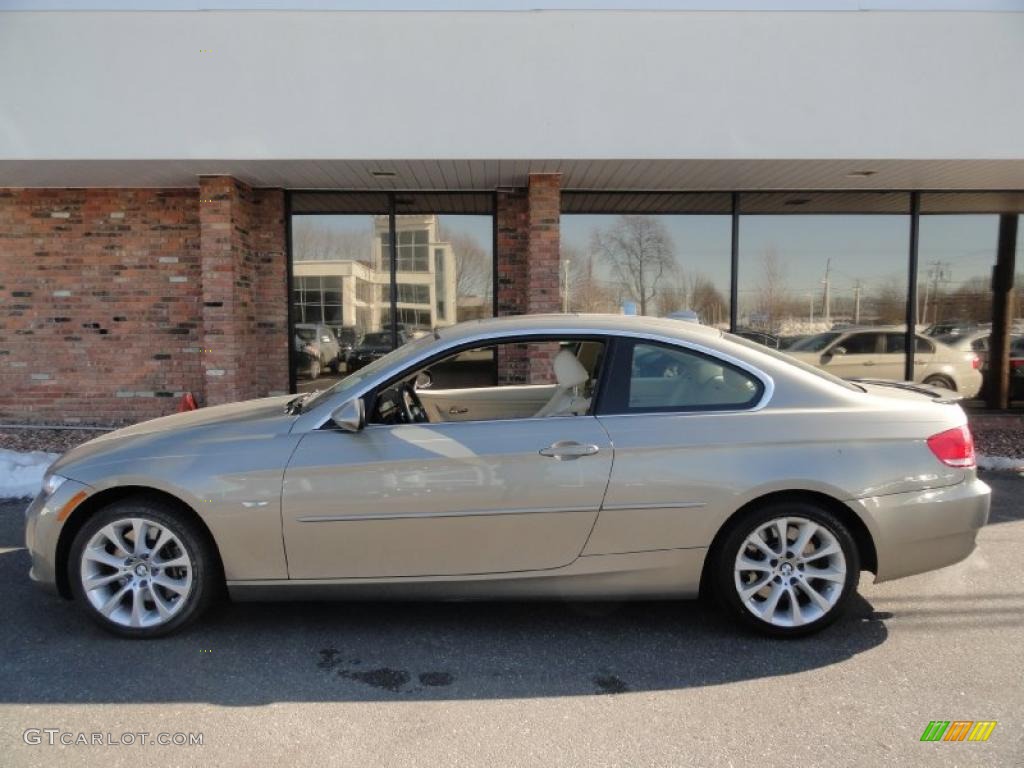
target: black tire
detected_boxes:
[68,496,218,638]
[713,500,860,638]
[923,374,956,391]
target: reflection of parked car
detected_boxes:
[733,329,780,348]
[1012,337,1024,400]
[333,327,360,369]
[784,327,983,398]
[294,323,341,379]
[936,330,990,369]
[347,329,408,372]
[925,320,987,338]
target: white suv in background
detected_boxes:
[784,327,983,397]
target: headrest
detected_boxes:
[552,349,589,388]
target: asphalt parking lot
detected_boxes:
[1,473,1021,768]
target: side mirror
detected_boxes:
[330,398,365,432]
[822,346,846,364]
[414,371,433,390]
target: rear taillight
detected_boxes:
[970,354,981,370]
[927,425,976,468]
[1012,359,1024,369]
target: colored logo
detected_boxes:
[920,721,997,742]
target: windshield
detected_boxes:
[724,333,864,393]
[295,328,316,341]
[787,332,842,353]
[298,335,438,412]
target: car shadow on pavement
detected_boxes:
[0,532,889,704]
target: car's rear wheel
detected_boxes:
[69,498,216,638]
[923,374,956,391]
[714,501,859,638]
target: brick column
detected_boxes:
[199,176,287,406]
[494,173,562,383]
[525,173,562,315]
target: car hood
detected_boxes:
[49,394,297,478]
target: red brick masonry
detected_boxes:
[0,180,288,425]
[1,174,562,426]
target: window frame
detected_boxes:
[596,337,766,416]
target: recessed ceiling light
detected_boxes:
[370,170,398,178]
[846,170,878,178]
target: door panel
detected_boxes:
[282,417,613,578]
[417,384,557,423]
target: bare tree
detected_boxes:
[591,215,675,316]
[440,228,492,300]
[689,274,728,327]
[292,222,373,264]
[560,245,619,313]
[755,248,789,332]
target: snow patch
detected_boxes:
[977,454,1024,473]
[0,449,60,499]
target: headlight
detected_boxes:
[41,474,68,497]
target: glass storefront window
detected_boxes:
[737,211,911,392]
[290,196,494,394]
[560,214,731,327]
[918,208,1024,403]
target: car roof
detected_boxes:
[435,313,724,344]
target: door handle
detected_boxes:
[448,406,469,415]
[539,440,600,460]
[862,361,875,366]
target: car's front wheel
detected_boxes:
[714,502,859,638]
[69,498,217,638]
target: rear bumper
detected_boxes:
[850,476,990,583]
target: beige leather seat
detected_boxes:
[535,349,591,417]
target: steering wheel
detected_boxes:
[398,381,428,424]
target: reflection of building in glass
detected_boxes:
[293,215,458,335]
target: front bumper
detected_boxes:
[24,478,92,594]
[850,476,991,583]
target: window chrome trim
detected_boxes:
[301,326,776,430]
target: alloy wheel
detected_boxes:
[79,517,194,629]
[733,516,847,628]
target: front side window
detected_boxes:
[605,340,762,413]
[368,338,606,426]
[837,332,881,355]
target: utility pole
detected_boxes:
[808,294,815,324]
[821,258,832,326]
[562,258,571,313]
[853,280,862,325]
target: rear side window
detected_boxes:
[601,340,763,414]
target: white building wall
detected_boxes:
[1,9,1022,162]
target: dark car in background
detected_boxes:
[1011,336,1024,399]
[347,329,410,372]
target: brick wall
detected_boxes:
[199,177,288,405]
[0,181,288,426]
[495,173,562,384]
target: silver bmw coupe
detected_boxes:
[25,315,990,638]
